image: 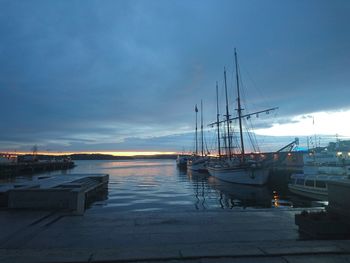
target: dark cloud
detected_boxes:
[0,0,350,152]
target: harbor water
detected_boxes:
[2,159,327,212]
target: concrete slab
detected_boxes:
[0,211,53,246]
[1,209,350,262]
[179,243,264,258]
[3,174,108,214]
[336,240,350,251]
[260,241,344,255]
[16,210,300,250]
[92,247,181,262]
[201,257,287,263]
[0,248,91,263]
[284,254,350,263]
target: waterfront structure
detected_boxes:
[0,158,75,177]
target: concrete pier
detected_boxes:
[0,161,75,177]
[0,174,108,214]
[1,208,350,262]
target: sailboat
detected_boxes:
[187,100,209,172]
[207,49,277,185]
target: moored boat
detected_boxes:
[207,49,277,185]
[176,155,189,168]
[187,155,209,172]
[187,100,209,172]
[208,160,270,185]
[288,173,347,201]
[288,146,350,200]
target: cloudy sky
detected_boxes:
[1,0,350,154]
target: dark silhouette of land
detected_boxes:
[22,153,178,161]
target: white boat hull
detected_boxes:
[288,184,328,201]
[207,166,270,185]
[288,173,348,201]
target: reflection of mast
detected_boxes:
[32,145,38,158]
[234,48,245,162]
[201,100,204,157]
[224,67,232,159]
[222,123,227,157]
[195,104,198,155]
[216,82,221,157]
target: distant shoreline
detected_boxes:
[22,153,178,161]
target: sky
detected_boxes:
[1,0,350,155]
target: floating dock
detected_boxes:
[0,173,108,214]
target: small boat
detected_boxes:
[187,100,209,172]
[187,155,209,172]
[176,155,189,168]
[288,173,348,201]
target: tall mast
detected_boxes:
[201,100,204,157]
[234,48,245,162]
[222,121,228,157]
[216,82,221,157]
[224,67,232,159]
[195,104,198,155]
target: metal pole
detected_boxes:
[234,48,245,162]
[224,67,232,159]
[216,82,221,157]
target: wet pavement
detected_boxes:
[1,208,350,262]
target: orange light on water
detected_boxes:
[272,191,279,208]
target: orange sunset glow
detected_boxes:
[3,151,178,156]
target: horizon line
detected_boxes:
[0,151,180,157]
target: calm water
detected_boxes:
[4,159,326,212]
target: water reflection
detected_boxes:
[1,160,328,212]
[186,170,210,210]
[182,165,325,210]
[207,176,272,209]
[185,169,282,210]
[272,190,293,208]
